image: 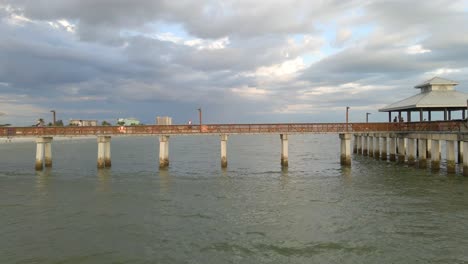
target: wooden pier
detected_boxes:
[1,121,468,174]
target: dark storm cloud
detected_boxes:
[1,0,468,125]
[1,0,359,39]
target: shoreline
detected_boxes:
[0,136,96,144]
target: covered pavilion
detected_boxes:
[379,77,468,122]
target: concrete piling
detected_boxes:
[44,138,53,167]
[418,138,427,168]
[458,141,463,164]
[397,137,406,163]
[368,135,374,157]
[280,134,288,167]
[381,136,388,160]
[357,135,362,154]
[353,135,358,154]
[159,135,170,168]
[363,135,368,156]
[97,136,111,169]
[407,138,416,165]
[463,141,468,176]
[446,140,456,173]
[220,134,228,168]
[431,139,440,170]
[35,137,52,170]
[427,139,432,159]
[374,136,380,159]
[105,136,111,167]
[389,136,396,161]
[340,133,351,166]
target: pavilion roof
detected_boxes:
[379,77,468,112]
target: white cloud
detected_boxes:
[274,103,386,114]
[428,68,461,75]
[48,19,76,33]
[254,57,306,79]
[230,86,272,99]
[155,32,230,50]
[1,5,32,25]
[406,44,431,54]
[298,82,392,99]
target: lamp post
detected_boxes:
[50,110,56,126]
[198,108,202,126]
[346,106,350,124]
[346,106,350,132]
[366,112,371,123]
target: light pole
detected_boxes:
[198,108,202,126]
[50,110,56,126]
[366,112,371,123]
[346,106,350,124]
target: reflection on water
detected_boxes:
[159,168,171,193]
[1,135,468,263]
[341,166,352,184]
[97,168,111,193]
[35,168,51,195]
[280,167,289,188]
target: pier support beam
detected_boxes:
[105,136,111,167]
[353,135,358,154]
[159,135,170,168]
[44,138,53,168]
[339,133,351,166]
[418,138,427,168]
[363,135,368,156]
[463,141,468,176]
[389,137,396,161]
[374,136,380,159]
[357,135,362,154]
[427,139,432,159]
[280,134,289,167]
[368,135,374,157]
[220,134,228,168]
[97,136,111,169]
[446,140,456,173]
[280,134,288,167]
[397,137,406,163]
[458,141,463,164]
[381,136,388,160]
[407,138,416,165]
[431,139,440,170]
[35,137,52,170]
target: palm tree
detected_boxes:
[36,118,45,126]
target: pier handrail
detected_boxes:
[0,120,463,138]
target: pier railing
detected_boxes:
[0,121,463,138]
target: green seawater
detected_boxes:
[1,135,467,263]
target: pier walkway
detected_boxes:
[1,121,468,174]
[0,121,463,137]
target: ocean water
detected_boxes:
[1,134,467,263]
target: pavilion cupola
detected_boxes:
[414,77,458,93]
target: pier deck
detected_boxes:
[0,121,464,138]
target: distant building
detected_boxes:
[117,118,140,126]
[156,116,172,125]
[69,119,98,126]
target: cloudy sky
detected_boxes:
[1,0,468,125]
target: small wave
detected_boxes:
[200,242,255,255]
[254,241,376,256]
[179,213,212,219]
